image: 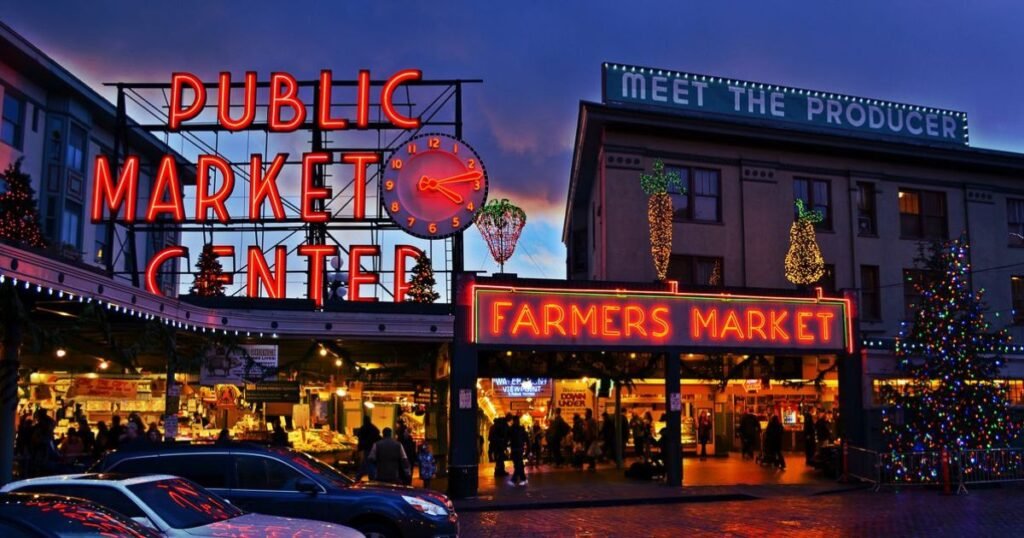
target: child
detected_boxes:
[418,443,436,489]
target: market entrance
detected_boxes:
[448,276,860,498]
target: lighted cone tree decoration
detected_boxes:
[0,159,47,248]
[640,160,682,280]
[784,199,826,286]
[190,244,227,297]
[474,198,527,273]
[406,253,440,303]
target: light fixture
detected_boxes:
[629,352,637,359]
[335,387,347,398]
[319,347,328,357]
[98,360,109,370]
[335,358,343,368]
[55,348,66,358]
[505,350,512,357]
[364,401,375,409]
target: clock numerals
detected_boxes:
[428,222,438,234]
[473,180,481,191]
[428,137,441,149]
[407,217,416,227]
[384,180,395,191]
[467,159,476,169]
[407,143,417,154]
[390,201,400,213]
[391,158,403,170]
[452,216,461,228]
[466,202,475,212]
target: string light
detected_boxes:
[0,160,47,248]
[639,160,682,281]
[784,199,826,285]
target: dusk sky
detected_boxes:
[4,1,1024,286]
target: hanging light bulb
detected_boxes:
[55,348,66,358]
[98,360,109,370]
[335,358,343,368]
[335,387,348,398]
[319,347,328,357]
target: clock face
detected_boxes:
[381,133,489,239]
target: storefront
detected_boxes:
[448,275,858,497]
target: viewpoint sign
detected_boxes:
[603,63,968,147]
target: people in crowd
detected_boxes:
[59,427,85,464]
[271,421,290,447]
[77,419,95,457]
[146,423,161,445]
[107,415,123,450]
[530,422,543,466]
[738,408,760,460]
[93,421,110,458]
[697,411,712,461]
[508,414,528,486]
[600,412,615,462]
[396,420,418,485]
[547,408,569,467]
[215,427,232,445]
[355,415,381,480]
[816,410,833,447]
[488,414,510,477]
[764,415,786,470]
[583,409,599,471]
[418,443,436,489]
[368,427,410,484]
[630,413,647,460]
[571,413,585,469]
[119,422,148,451]
[803,407,817,465]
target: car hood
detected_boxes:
[183,513,364,537]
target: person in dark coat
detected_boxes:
[697,411,712,461]
[396,421,417,485]
[488,414,510,477]
[107,415,124,450]
[738,409,760,459]
[355,416,381,480]
[271,421,290,447]
[547,408,569,467]
[816,410,833,447]
[368,427,409,484]
[803,408,817,465]
[600,412,615,462]
[508,415,528,485]
[764,415,786,470]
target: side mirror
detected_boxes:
[295,478,319,494]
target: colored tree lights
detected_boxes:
[405,252,440,303]
[0,159,46,248]
[474,198,526,273]
[881,236,1020,481]
[190,245,229,297]
[639,160,681,281]
[784,199,826,286]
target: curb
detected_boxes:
[454,493,757,513]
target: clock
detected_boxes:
[381,133,488,239]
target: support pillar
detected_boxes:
[664,351,682,487]
[838,348,867,447]
[0,284,22,484]
[448,274,478,498]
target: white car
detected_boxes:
[1,473,364,537]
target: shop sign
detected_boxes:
[66,377,138,400]
[491,378,552,399]
[472,284,853,353]
[509,400,531,412]
[245,381,301,403]
[603,64,968,147]
[554,381,593,419]
[201,344,279,385]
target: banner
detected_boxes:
[491,378,552,399]
[200,345,278,385]
[554,380,593,420]
[66,378,138,400]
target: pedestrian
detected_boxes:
[77,419,95,458]
[396,421,417,485]
[816,410,833,447]
[584,409,600,470]
[618,409,630,462]
[368,427,410,484]
[547,408,569,467]
[271,421,290,447]
[418,443,436,489]
[803,407,817,465]
[15,414,32,476]
[215,427,232,445]
[145,423,161,446]
[630,413,645,459]
[59,427,85,465]
[108,415,123,450]
[119,422,148,451]
[571,413,585,469]
[488,414,510,477]
[600,412,615,462]
[355,415,381,480]
[697,411,712,461]
[764,415,786,470]
[29,409,59,477]
[530,422,543,466]
[738,408,760,460]
[508,414,528,486]
[94,421,109,458]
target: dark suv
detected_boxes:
[94,444,457,538]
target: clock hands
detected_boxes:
[417,170,483,204]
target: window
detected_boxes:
[667,255,723,287]
[899,188,947,240]
[793,178,832,230]
[1,92,25,149]
[14,485,145,519]
[1013,276,1024,325]
[857,182,877,235]
[1008,199,1024,246]
[128,479,241,530]
[234,455,308,491]
[666,166,721,222]
[903,269,938,319]
[816,264,836,293]
[67,124,87,172]
[112,455,230,489]
[61,201,82,249]
[95,222,109,264]
[860,266,881,320]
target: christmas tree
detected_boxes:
[190,244,227,297]
[406,253,439,303]
[0,159,47,248]
[784,199,825,286]
[881,235,1019,481]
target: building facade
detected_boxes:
[565,64,1024,447]
[0,21,180,294]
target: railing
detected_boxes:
[958,448,1024,487]
[844,445,881,489]
[843,444,1024,494]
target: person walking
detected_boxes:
[355,416,381,480]
[396,421,417,485]
[368,427,410,484]
[547,408,569,467]
[417,443,436,489]
[600,412,615,463]
[765,415,786,470]
[271,421,290,447]
[488,414,510,477]
[738,408,760,460]
[816,410,834,447]
[803,407,817,465]
[508,415,528,486]
[697,411,712,461]
[584,409,600,471]
[530,422,543,466]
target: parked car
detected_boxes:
[0,491,161,537]
[1,473,363,537]
[93,444,458,538]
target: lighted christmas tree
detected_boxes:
[406,253,439,303]
[784,199,825,286]
[0,159,47,248]
[639,160,682,281]
[881,236,1019,481]
[190,244,227,297]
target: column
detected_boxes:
[0,284,21,484]
[448,274,478,498]
[663,350,682,486]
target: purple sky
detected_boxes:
[4,1,1024,282]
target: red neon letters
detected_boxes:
[145,246,187,296]
[249,153,287,220]
[348,246,381,302]
[488,301,672,341]
[218,71,258,131]
[301,153,332,223]
[298,244,338,308]
[168,73,205,130]
[91,155,139,223]
[195,155,234,223]
[393,245,424,302]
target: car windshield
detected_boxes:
[281,450,355,486]
[2,497,160,537]
[127,478,243,529]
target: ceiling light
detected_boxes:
[55,348,66,358]
[319,347,328,357]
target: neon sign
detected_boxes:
[491,378,552,398]
[472,283,853,353]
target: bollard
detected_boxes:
[941,447,951,495]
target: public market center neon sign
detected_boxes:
[472,283,854,353]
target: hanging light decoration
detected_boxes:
[474,198,527,273]
[784,199,826,285]
[639,160,682,281]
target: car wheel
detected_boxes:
[354,520,400,538]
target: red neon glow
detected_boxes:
[356,70,370,128]
[247,246,287,299]
[146,246,187,296]
[393,244,423,302]
[348,245,380,302]
[211,245,235,286]
[268,72,306,131]
[381,69,422,129]
[91,155,139,223]
[298,244,337,308]
[317,70,347,130]
[146,155,185,222]
[169,72,206,130]
[218,71,257,130]
[196,155,234,223]
[249,153,287,220]
[342,152,379,220]
[301,152,332,223]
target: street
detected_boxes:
[459,488,1024,537]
